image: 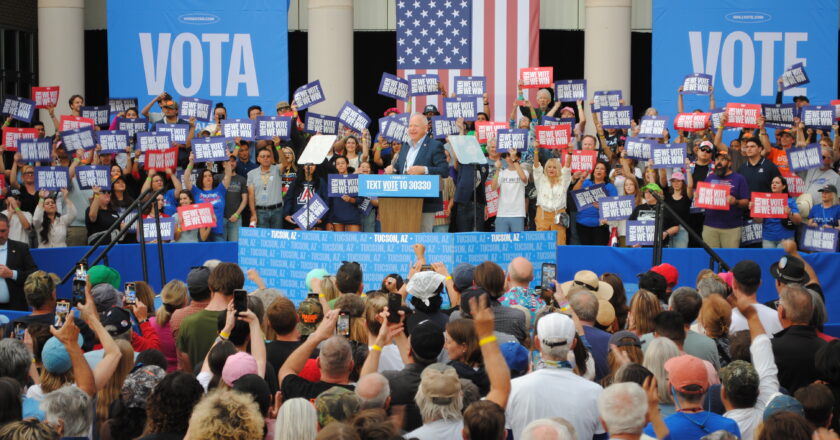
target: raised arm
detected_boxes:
[78,281,122,391]
[757,117,773,152]
[51,310,96,396]
[185,117,196,149]
[241,309,266,377]
[360,307,405,377]
[141,93,166,119]
[471,295,510,408]
[677,85,685,114]
[708,85,716,110]
[278,310,339,384]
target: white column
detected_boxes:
[584,0,631,133]
[308,0,353,115]
[38,0,85,123]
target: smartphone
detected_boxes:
[72,263,87,305]
[307,292,319,299]
[387,293,402,323]
[233,289,248,314]
[420,264,433,272]
[541,263,557,292]
[337,312,350,337]
[55,300,70,328]
[13,322,26,341]
[124,282,137,306]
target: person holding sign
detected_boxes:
[807,185,840,230]
[9,161,39,215]
[627,183,680,247]
[3,190,32,244]
[328,156,361,232]
[46,94,84,135]
[33,189,75,248]
[751,176,802,249]
[184,155,231,242]
[702,153,750,248]
[491,150,529,233]
[283,163,327,230]
[172,191,211,243]
[85,186,119,244]
[140,169,182,216]
[663,171,693,248]
[573,161,618,245]
[533,145,572,244]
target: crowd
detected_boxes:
[0,232,837,440]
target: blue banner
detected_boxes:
[358,175,440,198]
[107,0,289,123]
[652,1,837,119]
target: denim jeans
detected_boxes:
[256,208,284,229]
[495,217,524,232]
[224,218,241,242]
[668,226,689,248]
[762,239,790,249]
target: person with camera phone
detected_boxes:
[491,148,529,232]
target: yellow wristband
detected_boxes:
[318,294,325,298]
[219,330,231,339]
[479,335,497,347]
[445,276,452,281]
[371,344,382,352]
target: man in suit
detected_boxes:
[385,113,449,232]
[0,214,38,310]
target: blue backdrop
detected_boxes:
[107,0,289,120]
[652,0,838,119]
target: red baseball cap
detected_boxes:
[665,355,709,394]
[651,263,678,288]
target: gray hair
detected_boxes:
[597,382,648,435]
[250,288,284,310]
[319,336,353,377]
[701,431,739,440]
[520,418,573,440]
[643,337,680,404]
[697,278,728,298]
[780,284,814,324]
[415,365,463,424]
[569,290,599,323]
[41,385,92,437]
[0,339,31,384]
[536,89,552,101]
[808,288,828,329]
[356,373,390,410]
[275,398,317,440]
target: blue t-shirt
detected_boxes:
[762,197,798,241]
[162,189,178,216]
[191,185,227,234]
[810,204,840,227]
[576,180,617,227]
[644,411,740,440]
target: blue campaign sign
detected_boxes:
[107,0,289,123]
[652,1,838,119]
[358,175,439,198]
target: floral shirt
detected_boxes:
[499,286,545,325]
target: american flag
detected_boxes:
[396,0,540,121]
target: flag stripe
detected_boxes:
[506,0,519,119]
[485,1,497,120]
[529,0,540,69]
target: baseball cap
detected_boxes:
[499,341,529,375]
[608,330,641,348]
[101,307,132,336]
[88,265,121,290]
[233,374,271,416]
[121,365,166,409]
[560,270,613,301]
[664,355,709,394]
[383,107,401,116]
[315,386,361,427]
[818,184,838,194]
[410,319,445,361]
[670,171,686,182]
[731,260,761,287]
[641,183,663,193]
[720,360,759,402]
[769,255,810,285]
[186,266,211,299]
[419,363,461,405]
[92,284,122,311]
[536,313,576,348]
[41,334,84,374]
[452,263,475,291]
[276,101,291,112]
[406,271,446,306]
[763,393,804,420]
[161,100,178,110]
[222,352,258,386]
[779,129,795,137]
[651,263,679,288]
[8,189,21,199]
[699,141,715,151]
[423,105,439,115]
[560,106,575,115]
[297,299,324,336]
[305,268,329,291]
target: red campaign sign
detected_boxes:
[144,147,179,171]
[571,150,597,173]
[474,121,507,144]
[750,192,788,219]
[484,180,498,219]
[2,127,39,151]
[177,203,216,231]
[31,86,60,109]
[695,181,730,210]
[673,113,711,132]
[725,103,761,128]
[536,124,572,149]
[832,100,840,120]
[60,115,95,131]
[519,67,553,89]
[782,171,804,197]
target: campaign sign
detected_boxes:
[652,143,687,169]
[762,103,796,129]
[495,129,528,152]
[293,80,326,110]
[32,86,60,108]
[60,115,95,131]
[801,106,835,130]
[535,124,571,149]
[442,97,478,121]
[454,76,486,97]
[177,203,216,231]
[554,79,587,101]
[156,123,189,143]
[724,103,761,128]
[695,181,730,210]
[833,100,840,120]
[378,73,410,101]
[292,193,328,230]
[782,171,805,197]
[786,143,822,172]
[571,150,597,173]
[626,220,656,246]
[179,97,213,121]
[680,73,713,95]
[407,74,440,96]
[519,67,553,89]
[624,137,655,160]
[592,90,622,112]
[304,112,339,135]
[2,96,36,123]
[221,118,257,141]
[76,165,112,190]
[741,219,762,246]
[431,117,459,139]
[674,113,710,132]
[327,174,359,197]
[139,218,175,242]
[571,184,607,210]
[709,108,727,133]
[358,175,439,198]
[18,139,53,163]
[255,116,292,141]
[108,97,138,115]
[485,181,499,217]
[781,63,810,90]
[60,127,97,152]
[144,147,179,171]
[80,106,111,126]
[193,136,230,163]
[357,197,373,216]
[378,115,409,143]
[116,118,149,137]
[474,121,507,144]
[34,167,69,191]
[598,196,636,221]
[541,116,560,126]
[750,192,788,218]
[337,101,371,134]
[638,116,669,139]
[1,127,38,151]
[800,227,839,252]
[137,132,172,152]
[600,106,633,129]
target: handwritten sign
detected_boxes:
[454,76,486,97]
[19,139,53,162]
[378,115,409,143]
[750,192,788,219]
[2,96,36,123]
[554,79,587,101]
[571,150,597,173]
[626,220,656,246]
[495,129,528,152]
[144,147,179,171]
[408,74,440,96]
[177,203,216,231]
[337,101,371,134]
[572,184,607,210]
[724,103,761,128]
[156,123,189,144]
[358,174,439,198]
[137,132,172,152]
[60,115,95,131]
[328,174,359,197]
[80,106,110,126]
[599,196,636,221]
[781,63,809,90]
[221,118,257,141]
[304,112,339,135]
[442,97,478,120]
[378,73,410,101]
[638,116,668,139]
[651,143,686,169]
[474,121,507,144]
[76,165,111,190]
[741,220,762,246]
[624,137,654,160]
[1,127,38,151]
[292,194,329,230]
[256,116,292,141]
[59,127,96,152]
[108,98,138,115]
[519,67,553,89]
[680,73,713,95]
[600,106,633,129]
[139,218,175,242]
[431,117,459,139]
[695,181,730,210]
[593,90,622,112]
[116,118,148,137]
[762,104,796,129]
[293,80,326,110]
[674,113,710,132]
[193,137,230,163]
[34,167,69,190]
[32,86,60,109]
[179,97,213,121]
[801,106,835,130]
[535,124,571,149]
[96,131,130,156]
[800,227,839,253]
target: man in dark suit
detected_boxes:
[0,214,38,310]
[385,113,449,232]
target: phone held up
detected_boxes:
[124,282,137,306]
[72,263,87,306]
[387,293,402,323]
[55,299,70,328]
[233,289,248,315]
[336,311,350,337]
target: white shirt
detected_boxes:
[496,168,529,218]
[406,418,463,440]
[505,367,604,440]
[404,138,424,172]
[7,210,32,243]
[533,165,571,212]
[724,334,779,440]
[371,343,404,373]
[730,303,783,336]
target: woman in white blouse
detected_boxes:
[33,189,76,248]
[533,145,572,244]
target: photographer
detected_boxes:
[491,149,529,232]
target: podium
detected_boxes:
[358,174,440,233]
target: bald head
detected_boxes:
[507,257,534,286]
[408,113,428,142]
[356,372,390,409]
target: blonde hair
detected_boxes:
[320,276,340,302]
[627,290,661,335]
[95,339,134,423]
[188,389,264,440]
[155,279,187,326]
[544,158,562,186]
[643,337,680,404]
[699,294,732,338]
[39,370,73,394]
[133,281,157,311]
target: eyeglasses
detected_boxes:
[699,148,712,153]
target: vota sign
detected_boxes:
[652,0,837,117]
[107,0,289,120]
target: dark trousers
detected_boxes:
[577,223,610,246]
[455,202,486,232]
